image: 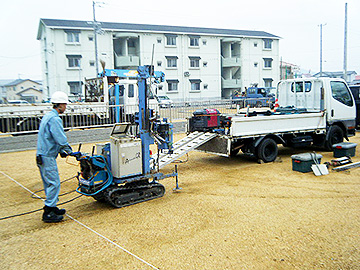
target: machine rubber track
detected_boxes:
[102,181,165,208]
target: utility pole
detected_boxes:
[343,3,348,82]
[93,1,99,77]
[319,23,326,77]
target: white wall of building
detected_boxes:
[241,37,280,89]
[139,33,221,101]
[39,25,114,99]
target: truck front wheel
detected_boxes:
[256,138,278,163]
[325,125,344,150]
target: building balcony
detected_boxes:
[115,55,140,68]
[222,78,241,89]
[222,57,241,68]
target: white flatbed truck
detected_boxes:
[187,77,356,162]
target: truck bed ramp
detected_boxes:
[156,131,217,169]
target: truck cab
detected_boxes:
[349,85,360,128]
[277,77,356,140]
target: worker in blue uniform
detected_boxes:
[36,91,72,223]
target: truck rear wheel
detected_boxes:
[256,138,278,163]
[325,125,344,150]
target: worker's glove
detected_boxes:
[60,151,69,158]
[59,144,72,158]
[70,151,82,159]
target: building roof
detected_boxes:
[38,18,280,40]
[313,71,357,77]
[0,79,15,87]
[4,79,42,87]
[17,87,42,95]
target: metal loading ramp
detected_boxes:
[155,131,218,169]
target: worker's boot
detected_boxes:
[53,206,66,215]
[42,206,63,223]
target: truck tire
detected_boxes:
[325,125,344,150]
[256,138,278,163]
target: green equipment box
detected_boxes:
[291,153,323,173]
[332,142,357,158]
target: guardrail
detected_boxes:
[0,98,273,135]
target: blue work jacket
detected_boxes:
[36,109,71,158]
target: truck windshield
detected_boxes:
[331,81,353,107]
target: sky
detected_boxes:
[0,0,359,80]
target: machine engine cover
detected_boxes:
[110,137,142,178]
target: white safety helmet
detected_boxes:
[51,91,69,104]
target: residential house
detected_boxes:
[313,71,357,83]
[280,61,300,80]
[3,79,43,103]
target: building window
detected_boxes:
[263,58,273,69]
[68,81,82,95]
[189,56,200,68]
[263,39,273,49]
[263,78,273,88]
[166,35,177,46]
[66,55,82,68]
[189,36,199,47]
[65,30,80,43]
[167,80,179,92]
[190,79,201,91]
[166,56,178,68]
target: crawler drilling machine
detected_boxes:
[71,65,177,207]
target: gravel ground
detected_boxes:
[0,133,359,269]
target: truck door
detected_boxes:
[349,86,360,127]
[328,80,355,122]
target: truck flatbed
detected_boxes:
[229,111,326,138]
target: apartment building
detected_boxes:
[37,18,280,101]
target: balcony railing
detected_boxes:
[222,78,241,89]
[222,57,241,67]
[115,55,140,68]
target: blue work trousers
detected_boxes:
[37,156,60,207]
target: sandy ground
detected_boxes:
[0,133,359,270]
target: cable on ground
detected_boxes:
[0,170,160,269]
[0,173,82,221]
